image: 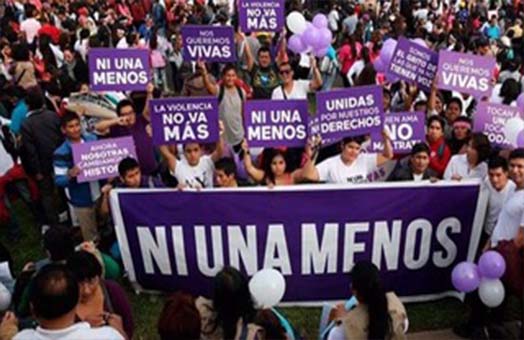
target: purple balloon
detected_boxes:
[312,14,328,29]
[517,130,524,147]
[517,93,524,108]
[452,262,480,293]
[288,34,307,54]
[316,27,332,48]
[314,47,329,57]
[380,38,398,65]
[373,58,385,73]
[301,25,321,49]
[478,251,506,279]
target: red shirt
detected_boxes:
[428,137,451,178]
[38,24,61,44]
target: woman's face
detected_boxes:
[435,96,443,113]
[466,140,478,165]
[341,142,361,163]
[445,102,461,123]
[427,121,443,142]
[271,154,286,177]
[223,69,237,87]
[453,126,469,140]
[383,93,391,110]
[79,276,100,303]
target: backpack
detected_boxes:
[218,85,244,104]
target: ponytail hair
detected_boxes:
[351,261,390,339]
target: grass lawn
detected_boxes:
[0,202,500,340]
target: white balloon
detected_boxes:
[0,283,11,311]
[503,117,524,147]
[286,12,307,34]
[478,279,505,308]
[249,269,286,308]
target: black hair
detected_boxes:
[342,135,367,146]
[410,143,430,156]
[25,87,45,111]
[221,63,237,77]
[66,251,103,282]
[427,115,445,130]
[61,111,80,128]
[125,32,138,46]
[215,157,237,177]
[469,133,491,165]
[499,79,520,105]
[262,148,289,184]
[118,157,140,177]
[213,267,256,339]
[116,99,135,116]
[79,28,91,40]
[11,43,31,62]
[43,226,75,262]
[488,156,508,172]
[257,46,271,56]
[447,98,463,112]
[29,264,79,320]
[351,261,390,339]
[509,148,524,161]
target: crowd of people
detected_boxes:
[0,0,522,338]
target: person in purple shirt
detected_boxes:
[95,84,158,176]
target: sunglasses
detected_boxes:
[279,69,292,75]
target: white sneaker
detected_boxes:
[41,225,50,235]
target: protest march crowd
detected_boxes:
[0,0,522,338]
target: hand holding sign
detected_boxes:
[68,166,81,179]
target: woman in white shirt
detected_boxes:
[444,133,491,181]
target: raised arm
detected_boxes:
[199,61,218,96]
[376,130,394,166]
[94,117,127,135]
[160,145,177,174]
[242,33,255,72]
[211,121,225,163]
[142,82,155,122]
[241,139,265,183]
[298,136,321,182]
[309,56,323,91]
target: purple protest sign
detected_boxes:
[316,86,384,142]
[111,182,486,303]
[437,51,495,98]
[387,37,438,92]
[473,103,523,149]
[149,97,219,145]
[244,100,308,147]
[88,48,150,92]
[239,0,284,32]
[182,25,236,62]
[72,136,137,183]
[371,112,426,153]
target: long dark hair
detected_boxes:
[351,261,390,339]
[213,267,256,339]
[262,148,289,184]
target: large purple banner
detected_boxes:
[473,103,522,149]
[239,0,285,32]
[437,51,495,98]
[387,37,438,92]
[182,26,236,62]
[72,137,137,183]
[111,182,485,304]
[244,100,308,147]
[88,48,150,91]
[149,97,219,146]
[316,86,384,142]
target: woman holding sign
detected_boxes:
[301,131,393,184]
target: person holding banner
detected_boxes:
[426,116,451,178]
[387,143,436,182]
[443,133,491,181]
[53,111,101,242]
[302,131,393,184]
[162,122,225,189]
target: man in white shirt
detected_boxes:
[301,132,393,184]
[271,59,322,100]
[163,123,225,189]
[13,264,125,340]
[490,149,524,248]
[20,7,42,45]
[481,157,516,250]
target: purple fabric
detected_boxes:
[109,115,157,176]
[370,111,426,154]
[88,48,150,92]
[113,183,482,303]
[72,137,137,183]
[437,51,496,98]
[386,37,438,92]
[181,25,236,62]
[149,97,219,145]
[104,280,134,338]
[239,0,284,32]
[244,99,309,147]
[473,102,522,149]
